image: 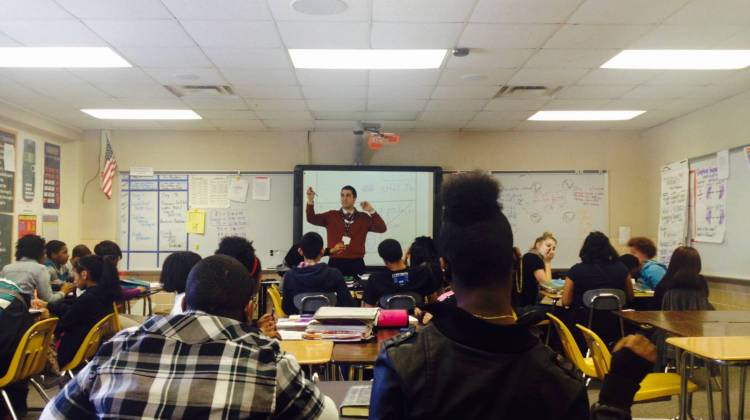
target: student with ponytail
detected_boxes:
[55,255,121,368]
[516,232,557,308]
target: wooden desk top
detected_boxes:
[331,329,402,364]
[280,340,334,365]
[616,311,750,337]
[666,336,750,361]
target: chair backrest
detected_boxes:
[576,324,612,378]
[293,293,336,314]
[546,313,599,378]
[662,288,714,311]
[582,289,626,310]
[267,285,287,317]
[379,292,422,311]
[0,317,59,388]
[60,313,116,373]
[112,302,122,333]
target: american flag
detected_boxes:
[100,137,117,199]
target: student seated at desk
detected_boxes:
[44,240,70,286]
[1,235,74,305]
[362,239,439,309]
[370,171,656,420]
[94,240,146,299]
[654,246,711,310]
[282,232,354,315]
[70,244,92,267]
[517,232,557,308]
[160,251,201,315]
[405,236,444,290]
[627,237,666,290]
[42,255,338,420]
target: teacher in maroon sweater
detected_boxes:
[306,185,387,276]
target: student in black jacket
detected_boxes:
[281,232,355,315]
[370,171,655,420]
[56,255,121,368]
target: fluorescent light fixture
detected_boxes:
[289,49,447,69]
[0,47,130,68]
[81,109,201,120]
[602,50,750,70]
[528,110,645,121]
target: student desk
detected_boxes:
[317,380,371,420]
[330,329,402,379]
[667,336,750,420]
[615,311,750,337]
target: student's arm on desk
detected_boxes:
[624,275,634,302]
[562,277,574,307]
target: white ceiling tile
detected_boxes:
[525,49,618,69]
[556,84,634,99]
[438,68,516,85]
[419,110,477,121]
[425,99,489,111]
[181,21,281,48]
[368,85,434,99]
[446,49,536,69]
[630,25,744,49]
[432,85,500,99]
[622,85,698,100]
[414,120,466,130]
[105,120,169,129]
[684,84,750,101]
[306,99,366,111]
[363,111,418,120]
[576,69,661,85]
[459,24,560,49]
[652,98,718,112]
[0,33,21,46]
[542,99,609,109]
[117,97,186,107]
[371,23,462,48]
[646,70,741,86]
[195,110,258,120]
[295,69,368,85]
[262,119,313,129]
[246,99,308,110]
[1,0,73,19]
[380,120,417,129]
[95,82,174,98]
[463,120,520,131]
[3,69,110,98]
[569,0,690,24]
[513,121,571,131]
[509,68,588,85]
[367,99,426,111]
[600,98,665,110]
[484,98,551,111]
[277,22,369,48]
[314,120,358,129]
[716,27,750,48]
[544,24,653,49]
[0,77,43,97]
[58,96,123,108]
[221,67,298,85]
[313,111,366,120]
[85,19,195,47]
[57,0,172,18]
[117,47,213,68]
[473,110,535,120]
[369,69,441,86]
[70,68,156,85]
[213,119,266,130]
[202,48,290,68]
[470,0,583,23]
[254,110,312,120]
[667,0,750,25]
[157,120,218,130]
[373,0,477,22]
[162,0,271,20]
[302,85,367,99]
[142,68,227,85]
[180,96,248,110]
[269,0,371,21]
[0,20,105,46]
[234,85,302,99]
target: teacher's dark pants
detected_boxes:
[328,258,366,277]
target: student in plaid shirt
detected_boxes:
[42,254,338,419]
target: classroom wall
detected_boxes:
[75,128,647,256]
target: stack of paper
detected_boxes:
[303,323,373,342]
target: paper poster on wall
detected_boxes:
[43,143,61,209]
[186,208,206,235]
[657,160,689,264]
[228,177,249,203]
[3,144,15,172]
[189,175,229,208]
[0,131,15,213]
[252,176,271,201]
[0,213,11,267]
[18,214,37,238]
[42,214,59,240]
[693,166,727,243]
[22,140,36,203]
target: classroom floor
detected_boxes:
[19,368,750,419]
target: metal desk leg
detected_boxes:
[706,362,715,420]
[740,366,747,420]
[677,349,688,420]
[721,365,731,420]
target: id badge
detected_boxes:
[342,236,351,245]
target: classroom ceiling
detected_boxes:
[0,0,750,132]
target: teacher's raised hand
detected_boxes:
[360,201,375,214]
[306,187,316,204]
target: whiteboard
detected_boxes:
[493,172,609,268]
[689,147,750,279]
[119,172,293,271]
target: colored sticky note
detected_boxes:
[186,209,206,235]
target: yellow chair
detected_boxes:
[59,313,116,379]
[576,324,699,402]
[267,285,287,318]
[112,302,122,333]
[0,317,59,420]
[546,313,599,380]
